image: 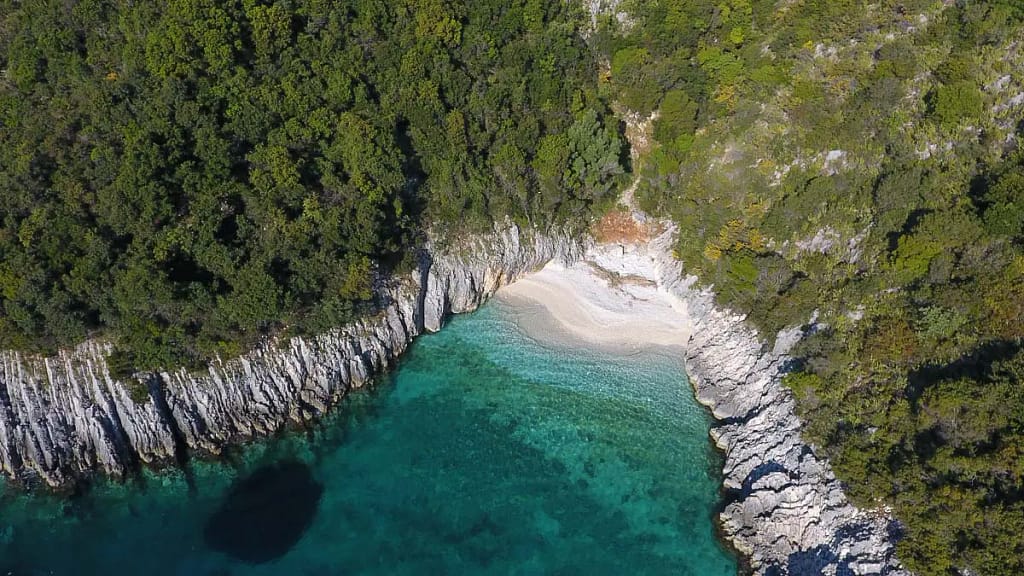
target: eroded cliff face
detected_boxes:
[586,227,908,576]
[0,226,583,489]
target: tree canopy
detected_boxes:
[2,0,1023,572]
[601,1,1024,572]
[0,0,625,371]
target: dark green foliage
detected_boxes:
[125,378,152,405]
[610,47,660,114]
[608,1,1024,573]
[790,341,1024,575]
[979,160,1024,239]
[600,0,716,115]
[652,90,698,151]
[929,81,985,128]
[933,53,975,84]
[534,109,625,216]
[874,39,918,80]
[0,0,624,371]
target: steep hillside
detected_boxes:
[601,1,1024,573]
[0,0,624,371]
[2,0,1023,572]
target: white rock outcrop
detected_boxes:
[554,223,906,574]
[0,226,582,488]
[597,228,909,576]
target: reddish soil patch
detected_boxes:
[593,210,650,244]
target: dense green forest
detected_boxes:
[0,0,625,371]
[601,0,1024,573]
[3,0,1024,573]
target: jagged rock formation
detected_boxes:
[0,222,908,575]
[581,0,631,29]
[0,226,582,489]
[587,227,908,576]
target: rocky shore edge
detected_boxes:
[595,225,908,576]
[0,223,906,575]
[0,226,584,489]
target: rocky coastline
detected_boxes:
[0,226,583,489]
[0,223,907,575]
[590,226,909,576]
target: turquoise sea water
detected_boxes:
[0,301,737,575]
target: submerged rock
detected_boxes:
[204,460,322,564]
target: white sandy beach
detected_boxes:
[495,251,693,353]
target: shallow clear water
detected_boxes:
[0,301,738,575]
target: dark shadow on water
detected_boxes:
[203,460,323,564]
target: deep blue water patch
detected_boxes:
[0,300,738,575]
[203,459,323,563]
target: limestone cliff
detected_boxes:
[585,227,908,576]
[0,226,582,488]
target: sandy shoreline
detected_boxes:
[494,258,693,354]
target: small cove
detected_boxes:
[0,300,738,575]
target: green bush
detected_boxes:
[929,81,984,129]
[610,47,661,113]
[653,90,699,145]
